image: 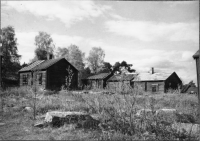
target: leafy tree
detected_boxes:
[34,31,55,60]
[55,45,85,87]
[55,45,85,71]
[56,47,69,58]
[68,45,85,71]
[87,47,105,73]
[98,62,112,73]
[112,61,135,74]
[1,26,21,82]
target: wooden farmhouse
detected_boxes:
[18,57,78,90]
[107,74,136,93]
[132,69,182,93]
[193,50,199,95]
[82,73,113,89]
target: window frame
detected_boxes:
[38,73,43,85]
[22,74,28,85]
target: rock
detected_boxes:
[44,111,100,128]
[172,123,199,134]
[136,109,155,116]
[175,113,196,123]
[23,106,33,112]
[156,108,177,118]
[12,106,21,111]
[34,120,46,128]
[156,108,177,115]
[0,122,5,126]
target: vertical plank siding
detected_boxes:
[47,59,78,90]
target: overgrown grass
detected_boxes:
[1,87,199,140]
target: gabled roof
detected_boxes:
[132,72,173,81]
[19,60,44,72]
[181,84,191,93]
[86,73,111,80]
[193,50,199,59]
[107,74,136,82]
[181,81,196,93]
[32,57,63,71]
[19,58,78,72]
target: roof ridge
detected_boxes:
[19,60,44,72]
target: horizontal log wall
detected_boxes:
[107,81,131,93]
[134,81,164,93]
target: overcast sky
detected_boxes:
[1,1,199,84]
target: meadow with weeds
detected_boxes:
[0,86,200,140]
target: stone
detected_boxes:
[175,113,196,123]
[172,123,199,134]
[44,111,100,128]
[0,122,5,126]
[34,120,46,128]
[156,108,177,117]
[23,106,33,112]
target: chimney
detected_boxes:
[152,67,154,74]
[47,53,53,60]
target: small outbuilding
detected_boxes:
[18,57,79,90]
[82,73,113,89]
[107,73,136,93]
[132,69,182,93]
[181,81,197,94]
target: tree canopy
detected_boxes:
[56,45,85,71]
[112,61,135,74]
[34,31,55,60]
[1,26,21,81]
[87,47,105,74]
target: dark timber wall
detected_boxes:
[165,72,182,92]
[46,59,78,90]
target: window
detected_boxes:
[38,73,43,85]
[152,86,156,92]
[22,74,28,85]
[152,84,158,92]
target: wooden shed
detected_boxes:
[82,73,113,89]
[181,81,197,94]
[107,74,136,93]
[132,71,182,93]
[18,57,78,91]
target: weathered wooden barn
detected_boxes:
[82,73,113,89]
[132,70,182,93]
[18,57,78,90]
[107,74,136,93]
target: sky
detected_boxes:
[1,1,199,84]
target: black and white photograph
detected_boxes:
[0,0,199,140]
